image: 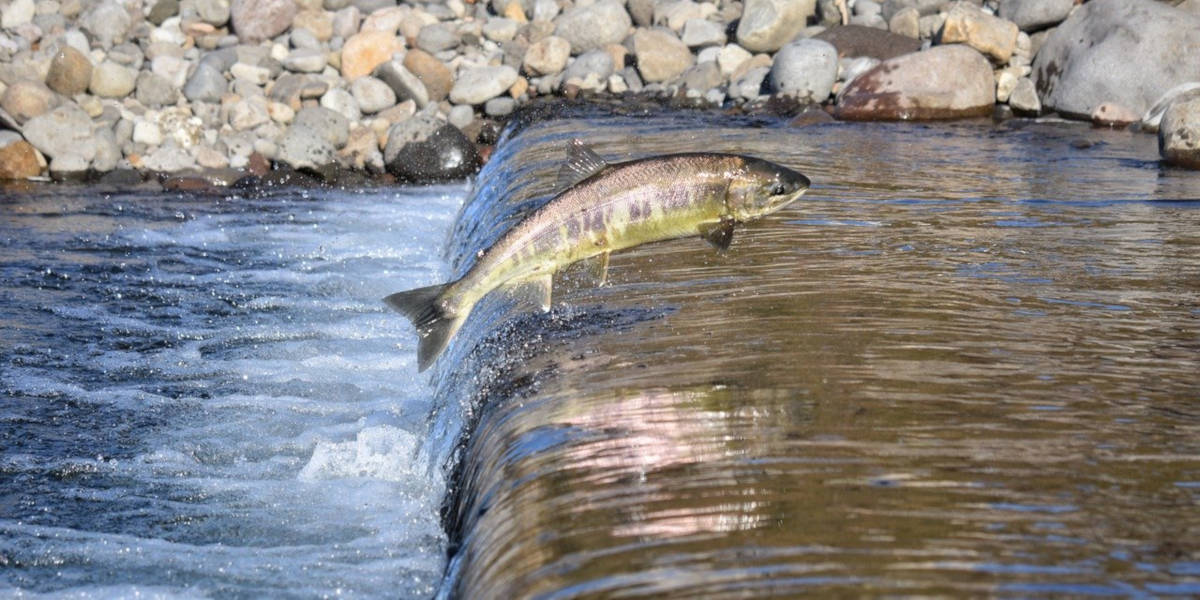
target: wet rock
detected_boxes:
[231,0,296,43]
[341,30,403,81]
[736,0,816,53]
[1159,97,1200,169]
[888,6,919,39]
[45,45,92,96]
[375,60,430,108]
[631,28,694,83]
[89,61,137,98]
[135,70,179,107]
[0,138,42,179]
[1034,0,1200,119]
[681,18,725,48]
[812,24,921,60]
[939,2,1018,63]
[769,38,837,102]
[22,103,95,160]
[523,35,570,76]
[835,45,994,120]
[554,1,632,55]
[81,1,132,48]
[1,79,58,123]
[351,75,396,114]
[450,65,518,105]
[183,63,228,102]
[1008,77,1040,115]
[997,0,1073,32]
[383,114,480,182]
[403,49,453,103]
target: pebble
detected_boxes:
[416,22,461,53]
[523,35,570,76]
[0,139,42,179]
[182,63,227,102]
[555,1,632,54]
[631,28,694,83]
[940,2,1019,63]
[320,87,362,121]
[1,0,36,29]
[351,75,397,113]
[340,30,403,80]
[135,70,179,106]
[681,18,726,48]
[231,0,297,43]
[81,1,132,49]
[375,60,430,108]
[45,45,92,96]
[888,7,919,39]
[563,49,614,88]
[449,65,518,105]
[1,80,58,123]
[1008,77,1040,114]
[89,61,138,98]
[736,0,816,52]
[284,48,328,72]
[403,49,453,102]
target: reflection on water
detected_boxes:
[439,113,1200,597]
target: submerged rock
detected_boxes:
[835,45,994,121]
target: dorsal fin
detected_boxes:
[556,139,609,190]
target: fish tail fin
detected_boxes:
[384,283,465,372]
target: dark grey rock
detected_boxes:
[198,47,238,72]
[383,114,480,182]
[374,60,430,108]
[182,62,228,102]
[769,38,837,101]
[998,0,1073,32]
[1033,0,1200,118]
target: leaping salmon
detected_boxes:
[385,140,811,371]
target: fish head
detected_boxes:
[727,158,810,221]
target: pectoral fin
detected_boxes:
[509,273,554,312]
[699,218,736,251]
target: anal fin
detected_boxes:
[509,273,554,312]
[576,251,610,287]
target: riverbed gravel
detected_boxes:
[2,0,1200,183]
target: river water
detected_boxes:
[1,111,1198,599]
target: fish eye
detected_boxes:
[770,183,788,195]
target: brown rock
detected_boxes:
[403,49,453,102]
[1,80,58,123]
[630,28,694,83]
[45,46,93,96]
[835,45,995,121]
[812,24,921,60]
[939,2,1019,63]
[0,140,43,179]
[340,31,404,81]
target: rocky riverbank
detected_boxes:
[2,0,1200,185]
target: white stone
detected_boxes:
[151,55,190,88]
[133,118,164,146]
[2,0,36,29]
[231,62,271,85]
[717,44,752,77]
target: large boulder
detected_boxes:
[1033,0,1200,119]
[736,0,816,53]
[383,115,481,182]
[835,45,994,120]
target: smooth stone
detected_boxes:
[449,65,518,105]
[717,43,753,77]
[283,48,328,72]
[730,65,770,100]
[2,0,36,29]
[132,119,164,146]
[523,35,570,76]
[340,30,403,80]
[416,22,460,53]
[533,0,558,22]
[1033,0,1200,119]
[383,114,480,182]
[888,6,919,38]
[49,152,91,179]
[835,44,994,120]
[679,61,722,91]
[1,79,58,123]
[654,0,707,31]
[554,0,632,55]
[812,24,920,60]
[994,68,1018,103]
[22,103,95,160]
[631,28,694,83]
[89,61,137,98]
[229,95,270,129]
[291,9,333,40]
[183,62,227,102]
[880,0,949,21]
[1159,97,1200,168]
[562,49,614,85]
[736,0,816,53]
[292,105,349,147]
[81,1,132,48]
[231,0,296,43]
[195,0,232,26]
[45,45,92,96]
[680,18,725,48]
[140,143,197,172]
[998,0,1073,32]
[320,87,361,121]
[331,6,361,38]
[939,2,1018,63]
[627,0,653,26]
[350,75,396,113]
[151,55,190,88]
[403,49,453,102]
[91,128,120,172]
[231,62,272,84]
[1008,76,1040,114]
[769,38,837,101]
[374,60,429,108]
[483,17,519,42]
[135,70,179,106]
[447,104,474,129]
[484,95,515,117]
[0,139,42,179]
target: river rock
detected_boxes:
[292,105,349,148]
[141,143,197,172]
[1,80,58,123]
[769,38,837,101]
[813,24,921,60]
[483,17,519,42]
[730,65,770,100]
[997,0,1073,32]
[880,0,948,21]
[939,2,1018,63]
[836,45,994,120]
[351,75,396,113]
[151,55,191,88]
[195,0,231,26]
[45,45,92,96]
[375,60,429,107]
[736,0,816,53]
[631,28,694,83]
[681,18,725,48]
[679,61,722,91]
[1159,97,1200,169]
[717,44,753,77]
[284,48,328,73]
[1008,76,1039,114]
[888,6,919,38]
[292,9,333,40]
[383,114,481,182]
[416,22,460,53]
[1034,0,1200,119]
[555,1,632,54]
[81,1,132,48]
[341,30,403,81]
[231,0,296,43]
[0,138,42,179]
[22,103,95,160]
[136,71,179,107]
[403,49,453,103]
[450,65,518,105]
[2,0,35,29]
[320,87,362,122]
[276,122,337,169]
[183,62,227,102]
[89,61,137,98]
[562,49,614,88]
[523,35,570,76]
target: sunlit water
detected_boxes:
[0,185,466,598]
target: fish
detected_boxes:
[385,140,811,371]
